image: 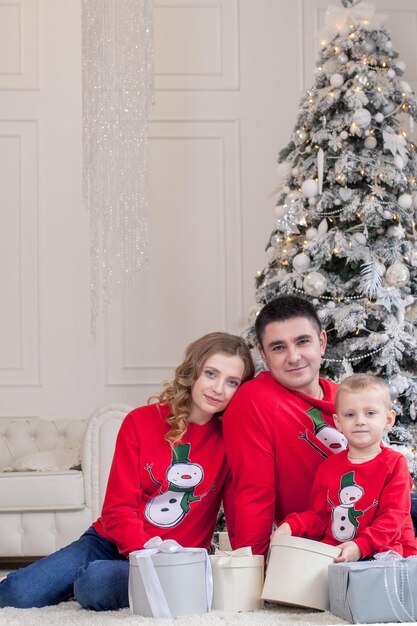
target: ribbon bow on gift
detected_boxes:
[130,537,213,618]
[318,2,386,43]
[214,545,253,566]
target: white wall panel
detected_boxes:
[0,0,38,89]
[0,120,39,385]
[154,0,239,90]
[106,119,242,386]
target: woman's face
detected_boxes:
[188,352,245,424]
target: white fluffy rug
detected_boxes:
[0,601,403,626]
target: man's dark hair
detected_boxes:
[255,295,322,345]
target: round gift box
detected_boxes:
[261,535,341,611]
[210,554,264,611]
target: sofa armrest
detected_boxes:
[82,404,132,520]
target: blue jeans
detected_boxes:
[411,492,417,535]
[0,527,129,611]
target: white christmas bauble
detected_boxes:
[274,205,287,219]
[327,300,336,309]
[339,130,348,140]
[338,54,348,64]
[387,68,396,79]
[308,197,317,206]
[295,129,308,143]
[398,193,412,209]
[383,210,392,219]
[385,41,393,51]
[352,108,372,128]
[276,161,292,179]
[286,190,301,203]
[364,135,377,149]
[352,232,367,245]
[312,298,319,306]
[394,154,404,170]
[374,112,384,123]
[397,61,406,72]
[292,252,311,271]
[301,179,319,198]
[405,294,415,305]
[305,146,312,153]
[385,262,410,287]
[364,39,376,53]
[399,80,412,93]
[305,227,318,240]
[266,246,276,260]
[330,73,344,88]
[303,272,327,297]
[389,382,400,400]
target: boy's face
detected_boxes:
[333,388,396,451]
[258,316,326,396]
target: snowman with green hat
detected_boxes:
[304,407,347,455]
[145,443,204,528]
[330,471,368,542]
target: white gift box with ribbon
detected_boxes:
[128,537,213,618]
[210,547,264,612]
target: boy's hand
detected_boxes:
[334,541,361,562]
[271,522,292,540]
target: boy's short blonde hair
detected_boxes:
[335,373,392,411]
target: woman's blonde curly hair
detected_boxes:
[150,332,254,446]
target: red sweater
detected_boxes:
[222,372,345,557]
[93,404,234,556]
[284,447,417,558]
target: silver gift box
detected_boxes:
[329,559,417,623]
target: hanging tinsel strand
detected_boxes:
[82,0,154,338]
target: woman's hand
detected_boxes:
[271,522,292,541]
[334,541,361,562]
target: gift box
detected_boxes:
[262,535,341,611]
[210,547,264,611]
[329,558,417,623]
[128,537,212,618]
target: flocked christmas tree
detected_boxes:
[245,0,417,471]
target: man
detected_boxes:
[222,295,348,557]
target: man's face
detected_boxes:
[258,316,327,395]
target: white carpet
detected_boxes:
[0,601,403,626]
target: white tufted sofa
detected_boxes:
[0,404,131,560]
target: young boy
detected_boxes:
[273,373,417,562]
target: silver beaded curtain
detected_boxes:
[82,0,154,336]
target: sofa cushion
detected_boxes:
[0,470,85,511]
[2,446,81,472]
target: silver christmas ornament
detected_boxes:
[374,112,384,123]
[364,39,376,53]
[385,262,410,287]
[387,69,396,79]
[303,271,327,296]
[274,205,288,219]
[338,53,348,64]
[295,129,308,143]
[305,227,318,240]
[389,382,400,400]
[293,253,311,271]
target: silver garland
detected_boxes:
[82,0,154,336]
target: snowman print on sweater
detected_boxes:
[329,471,377,542]
[299,408,347,458]
[144,443,205,528]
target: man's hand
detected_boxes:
[334,541,361,562]
[271,522,292,540]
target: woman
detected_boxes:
[0,332,254,611]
